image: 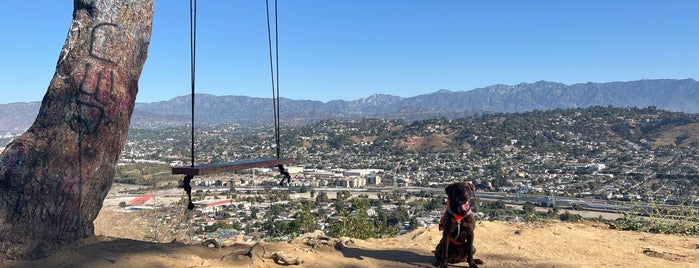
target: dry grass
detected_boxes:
[651,122,699,148]
[399,133,452,152]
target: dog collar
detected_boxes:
[446,206,473,221]
[444,202,472,243]
[445,201,473,220]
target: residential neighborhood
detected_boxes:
[95,106,699,243]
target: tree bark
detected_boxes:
[0,0,153,260]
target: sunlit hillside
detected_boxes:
[10,215,699,268]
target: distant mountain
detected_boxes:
[133,78,699,125]
[0,102,41,135]
[2,79,698,134]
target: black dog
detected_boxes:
[435,181,482,267]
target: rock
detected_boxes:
[267,252,304,265]
[335,237,355,250]
[290,230,338,248]
[338,237,355,245]
[245,242,267,259]
[202,239,220,249]
[219,243,252,261]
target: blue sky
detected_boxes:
[1,0,698,104]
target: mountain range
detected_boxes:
[2,79,698,134]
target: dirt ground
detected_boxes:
[7,218,699,268]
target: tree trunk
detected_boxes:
[0,0,153,260]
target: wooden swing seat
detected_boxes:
[172,157,293,176]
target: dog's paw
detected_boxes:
[468,260,481,268]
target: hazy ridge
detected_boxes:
[2,79,698,134]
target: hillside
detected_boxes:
[9,217,699,267]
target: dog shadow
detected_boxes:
[336,245,437,268]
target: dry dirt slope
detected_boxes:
[8,220,699,268]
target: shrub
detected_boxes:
[559,211,582,222]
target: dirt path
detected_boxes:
[8,220,699,268]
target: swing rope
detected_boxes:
[266,0,282,159]
[189,0,197,168]
[179,0,197,211]
[177,0,292,210]
[266,0,292,186]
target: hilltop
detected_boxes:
[9,216,699,267]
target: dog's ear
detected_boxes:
[445,183,454,195]
[467,181,476,192]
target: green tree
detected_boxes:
[286,219,301,235]
[316,191,329,203]
[348,198,377,239]
[269,204,285,219]
[374,205,389,233]
[250,207,260,219]
[273,220,289,236]
[330,198,377,239]
[387,205,410,227]
[522,202,536,215]
[329,210,351,237]
[204,221,229,232]
[333,198,346,211]
[373,205,399,237]
[547,205,561,217]
[293,203,317,234]
[491,200,506,209]
[522,202,537,221]
[230,221,243,231]
[337,190,352,200]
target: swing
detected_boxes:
[172,0,292,210]
[172,158,292,176]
